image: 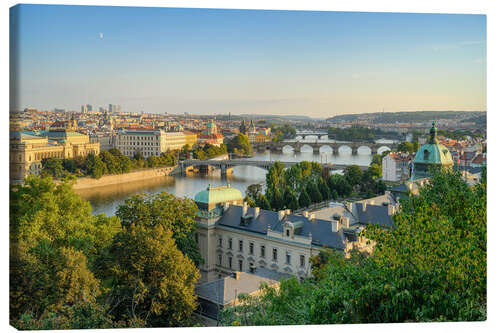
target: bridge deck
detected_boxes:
[180,159,368,171]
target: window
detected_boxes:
[286,229,290,237]
[228,238,233,250]
[300,255,305,267]
[239,240,243,252]
[218,236,222,247]
[218,254,222,266]
[239,260,243,271]
[273,248,278,261]
[286,252,291,265]
[260,245,265,258]
[228,257,233,269]
[249,242,254,255]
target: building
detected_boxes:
[195,269,285,320]
[108,104,121,113]
[382,152,412,182]
[10,119,100,183]
[115,129,187,157]
[198,119,224,147]
[183,131,198,149]
[247,120,272,144]
[410,123,454,180]
[194,185,347,284]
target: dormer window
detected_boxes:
[286,229,290,237]
[424,149,430,160]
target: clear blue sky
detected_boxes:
[10,4,486,116]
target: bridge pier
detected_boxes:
[312,146,321,154]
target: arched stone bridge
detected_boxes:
[179,159,368,176]
[295,130,328,140]
[253,141,398,155]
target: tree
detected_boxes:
[298,190,311,208]
[266,162,286,210]
[397,141,414,153]
[318,179,331,201]
[41,158,66,179]
[343,165,363,187]
[328,174,352,198]
[104,224,200,327]
[227,133,252,156]
[283,188,299,211]
[10,176,121,321]
[307,182,323,203]
[219,170,486,325]
[115,192,202,266]
[84,154,106,179]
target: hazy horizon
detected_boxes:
[10,5,486,116]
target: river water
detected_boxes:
[77,138,395,216]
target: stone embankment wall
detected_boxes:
[71,166,176,190]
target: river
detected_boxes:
[77,138,395,216]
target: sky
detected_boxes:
[10,4,486,117]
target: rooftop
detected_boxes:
[194,185,243,205]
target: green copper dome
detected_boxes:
[411,122,453,180]
[194,184,243,205]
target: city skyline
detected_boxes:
[10,4,486,116]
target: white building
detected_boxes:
[115,129,187,158]
[194,185,359,284]
[382,152,412,182]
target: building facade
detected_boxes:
[10,120,100,183]
[194,185,347,284]
[382,152,412,182]
[115,129,187,157]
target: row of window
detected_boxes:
[218,253,305,270]
[218,236,306,266]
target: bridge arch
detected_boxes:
[295,136,303,141]
[338,145,353,155]
[319,145,333,154]
[356,145,372,155]
[300,144,313,153]
[282,145,295,153]
[377,146,392,155]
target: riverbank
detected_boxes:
[71,166,177,190]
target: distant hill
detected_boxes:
[326,111,486,124]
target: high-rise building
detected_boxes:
[86,104,92,112]
[81,105,88,113]
[108,104,122,114]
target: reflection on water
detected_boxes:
[77,150,376,216]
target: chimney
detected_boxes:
[388,204,396,215]
[233,272,240,280]
[278,210,285,221]
[242,202,248,216]
[254,207,260,218]
[304,211,309,218]
[362,202,367,212]
[332,220,340,232]
[224,202,230,211]
[347,202,353,212]
[285,209,291,215]
[308,213,315,221]
[343,217,350,228]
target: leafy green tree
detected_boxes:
[318,179,331,201]
[343,165,363,187]
[371,154,382,166]
[283,188,299,211]
[227,133,252,156]
[307,182,323,203]
[99,150,121,174]
[84,154,106,179]
[115,192,202,266]
[266,162,286,210]
[256,194,271,211]
[104,224,200,327]
[298,190,311,208]
[328,174,352,198]
[219,170,486,325]
[41,158,66,179]
[11,243,101,320]
[397,141,414,153]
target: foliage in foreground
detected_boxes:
[221,170,486,325]
[10,175,201,329]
